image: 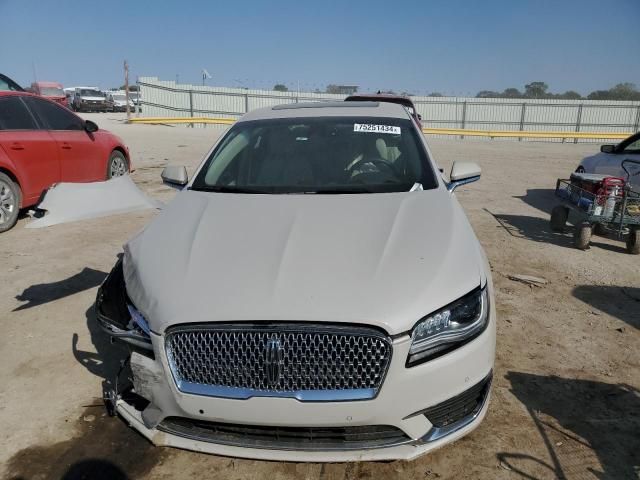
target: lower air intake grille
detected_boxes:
[157,417,411,451]
[423,373,492,428]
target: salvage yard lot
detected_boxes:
[1,114,638,479]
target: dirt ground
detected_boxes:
[1,113,638,480]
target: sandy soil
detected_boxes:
[1,113,638,480]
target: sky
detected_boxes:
[1,0,639,96]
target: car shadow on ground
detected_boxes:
[7,272,166,479]
[514,188,558,215]
[60,459,130,480]
[573,285,640,330]
[498,371,640,480]
[485,209,632,253]
[13,267,107,311]
[72,305,130,398]
[484,209,575,248]
[9,459,130,480]
[4,401,165,480]
[587,239,629,254]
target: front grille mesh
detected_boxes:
[158,417,410,450]
[165,325,391,396]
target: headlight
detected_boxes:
[407,286,489,366]
[96,258,153,352]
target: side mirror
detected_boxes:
[84,120,99,133]
[600,144,616,154]
[447,161,481,192]
[161,165,188,189]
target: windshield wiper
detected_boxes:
[191,185,373,194]
[190,185,410,194]
[311,189,372,194]
[190,185,272,194]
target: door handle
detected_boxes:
[10,143,24,150]
[61,143,72,150]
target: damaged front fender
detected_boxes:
[96,258,153,352]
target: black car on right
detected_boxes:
[345,92,422,128]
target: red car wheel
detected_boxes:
[0,172,21,233]
[107,151,129,179]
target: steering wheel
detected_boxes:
[347,157,400,179]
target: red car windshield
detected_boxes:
[40,87,65,97]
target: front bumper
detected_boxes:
[114,310,495,461]
[117,384,491,461]
[79,101,107,110]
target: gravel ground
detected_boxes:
[1,113,638,480]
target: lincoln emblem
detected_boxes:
[265,337,284,386]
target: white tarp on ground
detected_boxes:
[27,175,162,228]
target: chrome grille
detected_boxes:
[165,324,392,401]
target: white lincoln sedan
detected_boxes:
[96,101,496,461]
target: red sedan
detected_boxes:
[0,91,131,232]
[28,81,68,107]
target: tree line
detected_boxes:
[272,82,640,101]
[476,82,640,101]
[273,84,361,94]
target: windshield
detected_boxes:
[192,116,437,194]
[79,89,103,97]
[111,94,126,101]
[41,87,64,97]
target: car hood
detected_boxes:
[580,152,606,167]
[123,189,485,335]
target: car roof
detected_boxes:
[0,91,37,98]
[240,101,411,122]
[33,81,63,87]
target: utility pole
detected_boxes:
[202,69,212,86]
[124,60,130,120]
